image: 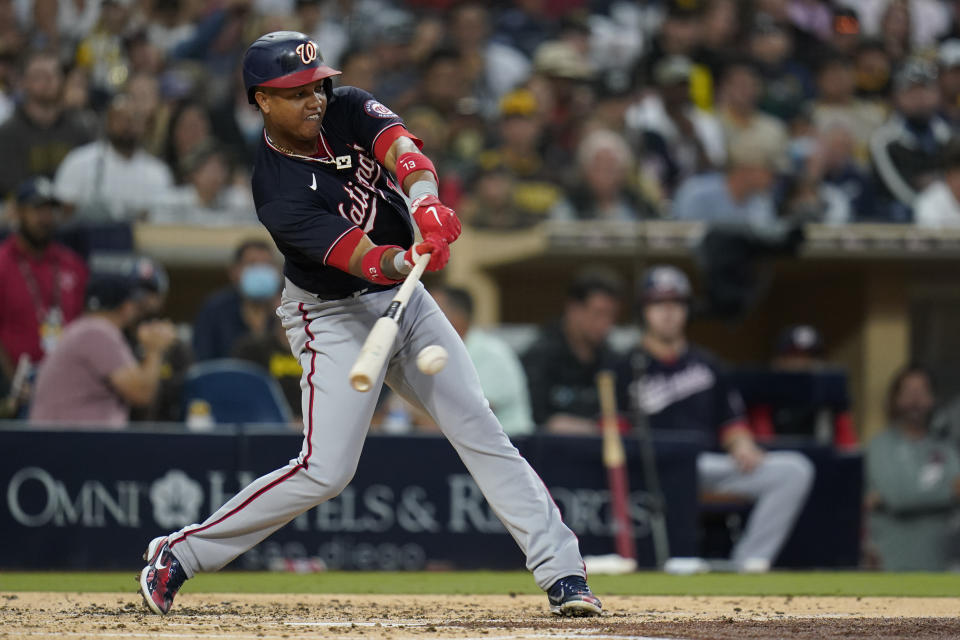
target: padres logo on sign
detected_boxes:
[364,99,397,119]
[296,41,318,65]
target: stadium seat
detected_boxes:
[181,359,293,427]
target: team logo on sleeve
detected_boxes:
[364,100,397,118]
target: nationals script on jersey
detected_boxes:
[252,86,415,298]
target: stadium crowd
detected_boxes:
[5,0,960,225]
[3,0,960,572]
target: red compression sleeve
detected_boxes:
[324,227,364,272]
[361,244,404,285]
[395,151,437,192]
[373,125,422,165]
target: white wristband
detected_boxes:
[407,179,439,204]
[393,249,412,276]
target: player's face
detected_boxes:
[643,300,688,342]
[257,80,328,142]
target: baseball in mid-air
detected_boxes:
[416,345,448,375]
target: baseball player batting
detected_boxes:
[138,31,601,618]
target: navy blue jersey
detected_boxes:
[252,86,414,297]
[616,345,746,449]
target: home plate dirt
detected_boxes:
[3,592,960,640]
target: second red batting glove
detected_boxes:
[403,233,450,272]
[411,195,461,244]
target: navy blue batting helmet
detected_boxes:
[242,31,341,105]
[639,265,692,305]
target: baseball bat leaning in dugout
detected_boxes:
[596,370,637,561]
[349,251,431,392]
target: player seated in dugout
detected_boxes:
[736,324,858,450]
[522,267,625,435]
[615,264,815,572]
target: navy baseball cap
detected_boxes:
[85,273,139,311]
[775,324,824,357]
[242,31,340,105]
[16,176,60,206]
[639,265,692,304]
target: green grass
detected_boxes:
[2,571,960,597]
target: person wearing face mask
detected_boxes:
[53,93,174,222]
[191,239,282,362]
[0,177,88,382]
[28,271,177,428]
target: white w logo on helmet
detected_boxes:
[296,41,318,65]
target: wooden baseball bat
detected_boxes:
[596,370,637,561]
[348,251,431,392]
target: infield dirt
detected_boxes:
[3,592,960,640]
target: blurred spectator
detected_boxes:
[337,47,379,94]
[877,0,914,65]
[830,7,863,58]
[810,54,887,163]
[716,59,789,168]
[415,48,471,122]
[779,125,854,225]
[54,94,173,221]
[0,51,94,200]
[448,2,530,115]
[368,9,419,109]
[787,0,833,42]
[937,40,960,128]
[208,68,264,165]
[639,5,712,110]
[531,40,595,166]
[749,14,814,123]
[592,67,636,133]
[671,132,779,228]
[29,272,176,427]
[854,39,894,102]
[109,254,192,423]
[617,265,814,572]
[523,267,622,434]
[748,324,858,449]
[700,0,739,62]
[459,168,533,230]
[472,88,565,227]
[492,0,557,59]
[432,286,534,436]
[74,0,133,100]
[151,144,256,226]
[870,58,952,222]
[628,55,726,199]
[836,0,949,57]
[809,125,875,220]
[551,128,653,221]
[865,365,960,571]
[0,177,87,378]
[193,239,280,361]
[914,140,960,228]
[163,100,215,182]
[232,314,301,423]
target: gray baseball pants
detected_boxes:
[167,281,585,590]
[698,450,815,565]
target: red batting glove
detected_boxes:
[403,233,450,272]
[411,195,461,244]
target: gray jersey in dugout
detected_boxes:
[865,426,960,571]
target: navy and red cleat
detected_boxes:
[547,575,603,617]
[138,536,188,615]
